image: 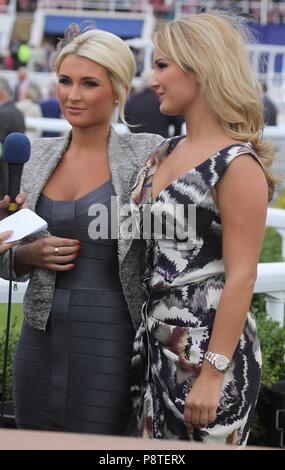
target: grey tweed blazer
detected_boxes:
[0,126,164,331]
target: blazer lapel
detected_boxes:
[108,127,141,265]
[24,133,71,211]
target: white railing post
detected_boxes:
[266,208,285,261]
[260,0,269,25]
[265,292,285,326]
[278,229,285,261]
[255,262,285,326]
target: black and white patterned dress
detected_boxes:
[130,136,262,445]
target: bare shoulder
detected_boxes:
[225,152,267,182]
[217,153,268,205]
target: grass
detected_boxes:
[0,304,23,336]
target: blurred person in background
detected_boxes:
[125,70,184,137]
[40,82,62,137]
[16,82,43,141]
[14,66,30,102]
[0,77,25,199]
[260,80,278,126]
[17,40,31,67]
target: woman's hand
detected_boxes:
[15,236,80,272]
[0,192,28,255]
[0,230,17,254]
[184,368,224,432]
[0,193,28,220]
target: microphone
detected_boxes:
[3,133,31,212]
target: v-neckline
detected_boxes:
[151,140,245,202]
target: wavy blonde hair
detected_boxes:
[154,12,276,200]
[53,26,136,124]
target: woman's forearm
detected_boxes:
[14,244,33,277]
[205,276,256,363]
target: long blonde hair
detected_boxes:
[53,26,136,124]
[154,12,276,200]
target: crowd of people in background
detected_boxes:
[0,0,281,147]
[0,38,55,72]
[1,0,285,74]
[1,0,285,19]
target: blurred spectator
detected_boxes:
[40,82,62,137]
[17,41,32,67]
[29,41,55,72]
[14,66,30,102]
[0,0,8,9]
[16,0,37,12]
[260,80,278,126]
[131,47,145,77]
[10,36,21,70]
[125,71,184,137]
[3,49,14,70]
[0,77,25,199]
[16,82,42,141]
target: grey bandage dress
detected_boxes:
[13,181,135,434]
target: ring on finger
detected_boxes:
[54,247,60,256]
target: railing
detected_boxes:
[247,44,285,107]
[0,205,284,325]
[37,0,151,12]
[266,207,285,260]
[0,119,283,325]
[255,262,285,325]
[125,41,285,107]
[29,1,155,48]
[0,0,16,54]
[25,117,130,134]
[257,207,285,325]
[173,0,285,24]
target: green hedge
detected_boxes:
[0,316,21,401]
[248,188,285,446]
[0,304,22,401]
[1,190,285,442]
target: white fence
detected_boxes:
[0,206,285,325]
[0,0,16,53]
[37,0,151,12]
[25,117,130,134]
[0,120,284,325]
[173,0,285,24]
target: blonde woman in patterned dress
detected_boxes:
[130,12,275,445]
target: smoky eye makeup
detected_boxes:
[81,79,100,87]
[58,75,71,84]
[157,62,168,69]
[153,59,169,69]
[57,75,101,87]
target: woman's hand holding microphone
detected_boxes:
[0,193,27,254]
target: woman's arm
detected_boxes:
[184,154,268,430]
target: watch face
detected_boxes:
[214,356,228,371]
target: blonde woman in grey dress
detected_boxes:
[0,26,163,435]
